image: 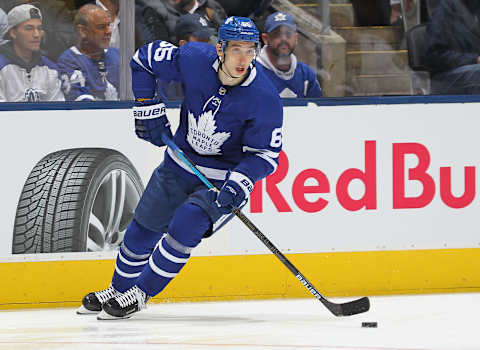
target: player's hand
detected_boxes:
[216,172,254,214]
[133,97,172,147]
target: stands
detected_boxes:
[0,0,477,100]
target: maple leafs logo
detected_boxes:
[187,110,230,155]
[274,13,287,22]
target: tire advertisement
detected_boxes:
[0,107,163,257]
[1,102,480,259]
[12,148,144,253]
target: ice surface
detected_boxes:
[0,293,478,350]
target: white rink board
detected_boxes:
[230,103,480,255]
[1,102,480,258]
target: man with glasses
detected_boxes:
[57,4,119,101]
[257,12,322,98]
[95,0,119,48]
[0,4,64,101]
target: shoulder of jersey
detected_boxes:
[252,65,280,98]
[179,41,217,61]
[296,60,316,76]
[106,47,120,58]
[40,55,59,70]
[57,47,79,62]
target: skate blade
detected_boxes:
[76,305,100,315]
[97,310,132,320]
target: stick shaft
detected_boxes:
[161,135,369,316]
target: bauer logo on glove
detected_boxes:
[133,105,166,119]
[216,171,254,214]
[132,98,172,148]
[240,179,253,193]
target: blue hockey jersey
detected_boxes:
[131,41,283,184]
[57,46,120,101]
[257,46,322,98]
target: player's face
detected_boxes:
[217,41,256,78]
[10,19,44,54]
[265,25,298,57]
[84,9,112,50]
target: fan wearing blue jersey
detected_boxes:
[77,16,283,320]
[257,12,322,98]
[57,4,119,101]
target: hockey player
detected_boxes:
[257,12,322,98]
[77,16,283,320]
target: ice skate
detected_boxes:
[76,285,120,314]
[97,285,148,320]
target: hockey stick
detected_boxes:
[161,135,370,317]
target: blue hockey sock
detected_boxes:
[136,234,191,296]
[111,220,162,292]
[135,203,211,296]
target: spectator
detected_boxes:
[0,8,7,45]
[257,12,322,98]
[426,0,480,94]
[158,13,215,100]
[3,1,77,61]
[92,0,120,48]
[135,0,226,47]
[175,12,214,45]
[57,4,119,101]
[0,4,64,102]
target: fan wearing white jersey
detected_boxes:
[0,4,64,102]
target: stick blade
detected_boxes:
[338,296,370,316]
[322,296,370,317]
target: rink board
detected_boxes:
[3,102,480,256]
[1,248,480,309]
[2,99,480,308]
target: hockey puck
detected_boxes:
[361,322,378,328]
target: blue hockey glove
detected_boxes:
[216,171,254,214]
[133,98,172,147]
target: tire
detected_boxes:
[12,148,144,253]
